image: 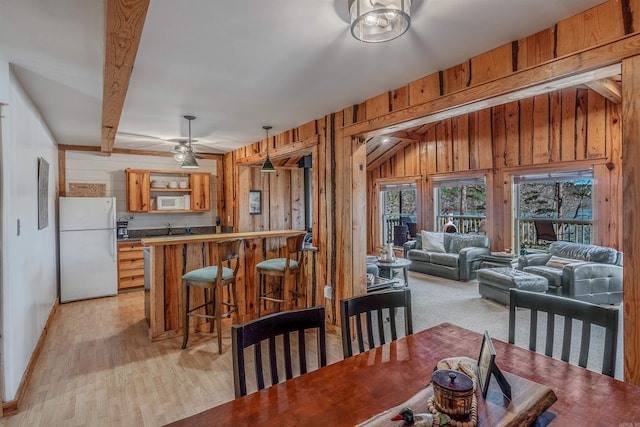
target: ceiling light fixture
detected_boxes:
[261,125,276,173]
[180,115,199,169]
[349,0,411,43]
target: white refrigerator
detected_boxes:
[59,197,118,302]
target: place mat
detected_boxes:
[357,357,557,427]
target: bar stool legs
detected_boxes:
[181,238,243,353]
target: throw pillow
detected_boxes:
[421,231,446,253]
[546,256,575,269]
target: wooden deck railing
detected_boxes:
[517,218,592,249]
[384,215,592,251]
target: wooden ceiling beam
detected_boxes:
[235,134,319,166]
[343,32,640,139]
[101,0,150,154]
[585,77,622,104]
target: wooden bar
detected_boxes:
[142,230,307,342]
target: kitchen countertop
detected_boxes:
[141,229,305,246]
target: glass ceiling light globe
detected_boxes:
[349,0,411,43]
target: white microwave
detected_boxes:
[156,196,188,210]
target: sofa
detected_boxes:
[403,231,491,281]
[518,241,623,304]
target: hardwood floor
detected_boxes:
[1,291,345,426]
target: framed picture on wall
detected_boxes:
[249,190,262,215]
[37,157,50,230]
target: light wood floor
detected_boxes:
[0,291,345,427]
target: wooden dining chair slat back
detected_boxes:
[231,306,326,397]
[340,288,413,358]
[508,288,619,377]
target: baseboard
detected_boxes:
[1,297,59,417]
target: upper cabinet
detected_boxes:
[125,168,211,213]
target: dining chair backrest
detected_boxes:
[231,306,326,397]
[508,288,619,377]
[340,288,413,358]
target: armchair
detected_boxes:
[518,241,622,304]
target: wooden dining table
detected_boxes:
[166,323,640,426]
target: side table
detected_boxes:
[376,258,412,287]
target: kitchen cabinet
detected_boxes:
[125,168,211,213]
[117,241,144,291]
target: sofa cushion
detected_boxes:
[429,252,459,267]
[545,256,575,269]
[421,231,446,253]
[549,241,618,264]
[449,234,490,254]
[522,266,563,287]
[407,249,431,263]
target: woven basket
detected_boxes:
[68,183,107,197]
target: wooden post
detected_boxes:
[622,55,640,386]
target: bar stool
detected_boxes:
[256,233,307,316]
[182,238,243,353]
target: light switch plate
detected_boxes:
[324,285,332,299]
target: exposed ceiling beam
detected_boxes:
[101,0,150,154]
[585,77,622,104]
[343,31,640,139]
[235,135,319,166]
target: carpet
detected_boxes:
[404,270,624,380]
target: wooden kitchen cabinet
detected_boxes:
[190,172,210,211]
[125,168,211,213]
[126,170,151,212]
[117,241,144,291]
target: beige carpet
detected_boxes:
[404,270,624,380]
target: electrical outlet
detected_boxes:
[324,286,332,299]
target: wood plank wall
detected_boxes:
[365,88,623,253]
[221,0,640,384]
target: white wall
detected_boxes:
[64,152,219,231]
[0,62,59,401]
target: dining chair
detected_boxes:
[231,306,326,397]
[181,238,243,353]
[255,232,307,316]
[340,288,413,358]
[508,288,619,377]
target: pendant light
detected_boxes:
[261,125,276,173]
[181,115,199,169]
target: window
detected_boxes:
[434,177,486,233]
[514,170,593,250]
[380,182,417,245]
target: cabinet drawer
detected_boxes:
[119,268,145,279]
[119,258,144,270]
[119,275,144,289]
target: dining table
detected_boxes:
[165,322,640,426]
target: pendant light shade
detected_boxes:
[180,115,199,169]
[261,125,276,173]
[349,0,411,43]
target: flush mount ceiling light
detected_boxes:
[180,115,199,169]
[261,125,276,173]
[349,0,411,43]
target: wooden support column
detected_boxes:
[622,55,640,386]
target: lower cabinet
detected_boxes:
[117,241,144,291]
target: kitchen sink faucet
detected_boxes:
[167,222,172,235]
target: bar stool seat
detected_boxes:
[256,233,307,317]
[182,238,243,353]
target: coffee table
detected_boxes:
[375,258,411,286]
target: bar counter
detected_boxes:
[142,230,306,341]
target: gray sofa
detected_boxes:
[518,241,623,304]
[403,232,491,281]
